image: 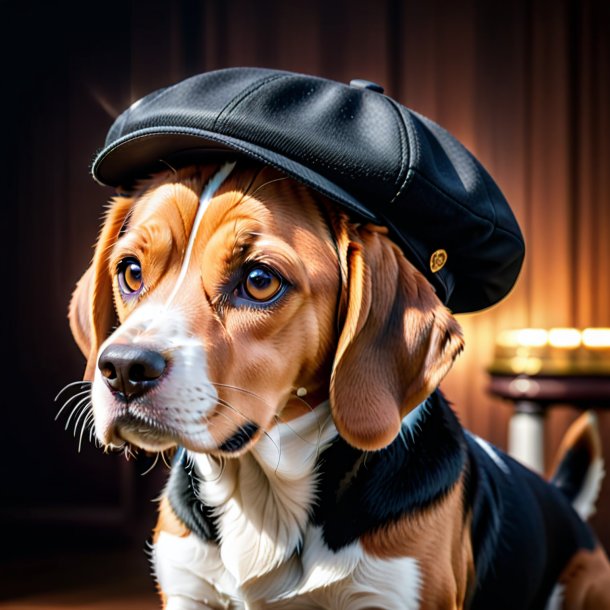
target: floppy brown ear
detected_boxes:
[68,196,133,381]
[330,223,464,451]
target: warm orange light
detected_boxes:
[496,328,548,347]
[548,328,581,348]
[491,327,610,376]
[582,328,610,348]
[509,356,543,375]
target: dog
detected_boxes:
[67,161,610,609]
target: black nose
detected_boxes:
[98,344,167,400]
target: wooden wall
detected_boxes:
[4,0,610,552]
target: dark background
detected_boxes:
[2,0,610,603]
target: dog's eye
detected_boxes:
[117,258,143,296]
[242,266,283,302]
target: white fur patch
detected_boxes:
[572,456,605,521]
[545,583,565,610]
[292,526,364,596]
[194,405,336,590]
[155,404,422,608]
[92,303,217,449]
[317,552,421,610]
[471,434,511,475]
[154,531,236,608]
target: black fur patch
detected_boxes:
[312,390,467,551]
[466,435,596,609]
[219,422,259,453]
[166,448,219,543]
[552,444,593,503]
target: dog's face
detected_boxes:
[69,163,463,455]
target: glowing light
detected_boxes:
[514,328,548,347]
[491,326,610,376]
[582,328,610,348]
[510,356,543,375]
[548,328,581,348]
[496,329,548,347]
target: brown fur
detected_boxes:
[548,412,602,481]
[153,496,191,543]
[560,545,610,609]
[330,220,464,449]
[361,478,474,609]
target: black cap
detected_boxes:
[92,67,525,313]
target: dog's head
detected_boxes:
[68,162,463,454]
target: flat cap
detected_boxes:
[92,67,525,313]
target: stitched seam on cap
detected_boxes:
[212,73,289,132]
[494,224,526,252]
[386,99,411,205]
[411,167,506,233]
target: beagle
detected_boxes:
[67,161,610,609]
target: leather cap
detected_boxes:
[92,67,525,313]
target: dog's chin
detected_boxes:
[107,412,258,456]
[113,415,178,452]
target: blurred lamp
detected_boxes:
[490,327,610,376]
[488,328,610,474]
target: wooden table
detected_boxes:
[487,374,610,473]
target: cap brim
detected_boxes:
[92,127,379,224]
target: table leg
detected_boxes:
[508,400,545,473]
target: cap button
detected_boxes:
[349,79,384,94]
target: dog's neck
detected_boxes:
[186,391,466,589]
[193,402,338,585]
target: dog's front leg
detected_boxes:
[154,529,240,610]
[152,496,240,609]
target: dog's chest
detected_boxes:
[154,522,422,610]
[154,405,427,608]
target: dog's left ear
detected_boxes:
[330,222,464,451]
[68,196,134,381]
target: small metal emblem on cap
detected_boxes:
[349,79,384,94]
[430,249,448,273]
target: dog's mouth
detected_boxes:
[109,406,262,455]
[112,411,178,452]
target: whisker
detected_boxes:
[275,393,327,462]
[55,380,92,402]
[73,401,92,437]
[161,451,172,469]
[208,395,282,461]
[124,445,139,461]
[289,392,317,414]
[88,414,98,444]
[65,396,92,431]
[158,158,178,176]
[213,381,323,440]
[209,384,284,455]
[242,176,288,203]
[210,382,270,405]
[78,410,94,453]
[55,389,91,421]
[141,453,160,476]
[273,414,318,446]
[207,383,330,468]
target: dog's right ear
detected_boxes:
[68,196,134,381]
[329,217,464,451]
